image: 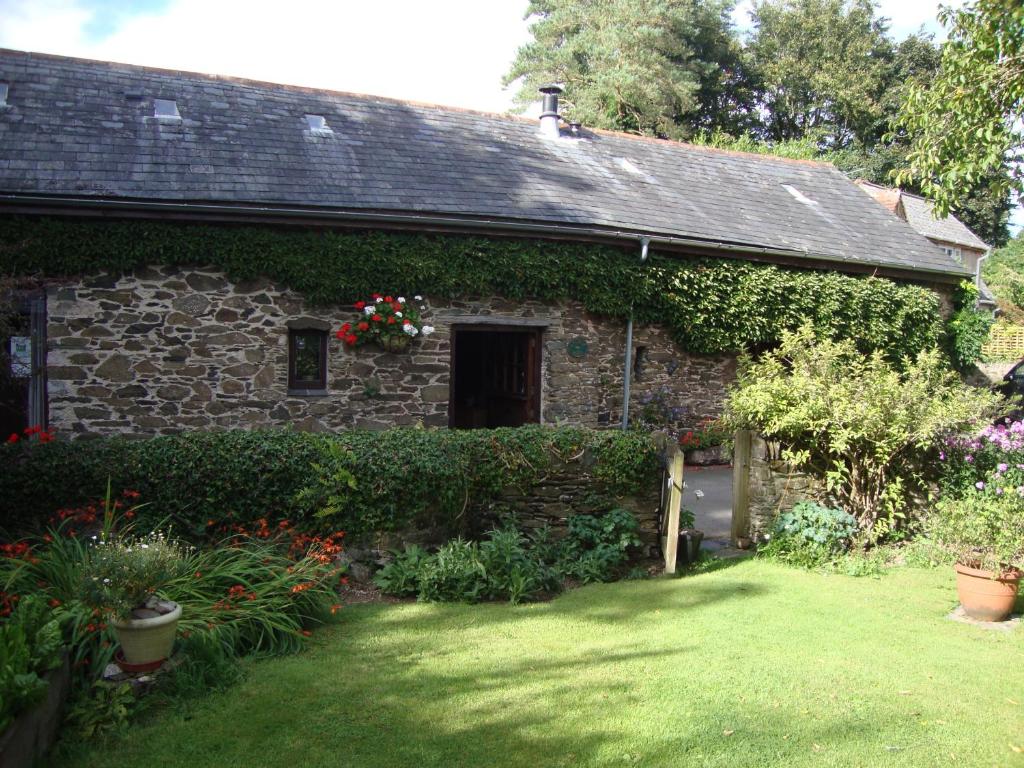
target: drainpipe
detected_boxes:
[975,248,990,308]
[621,238,650,430]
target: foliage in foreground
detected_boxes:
[0,595,63,732]
[759,501,858,569]
[374,509,643,604]
[724,325,998,537]
[0,508,344,737]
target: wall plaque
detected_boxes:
[567,337,589,358]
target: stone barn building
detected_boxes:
[0,50,970,439]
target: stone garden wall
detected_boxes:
[45,265,736,437]
[746,435,826,541]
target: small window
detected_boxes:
[154,99,180,119]
[288,329,327,392]
[941,245,963,264]
[305,114,333,135]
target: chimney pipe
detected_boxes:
[539,84,562,139]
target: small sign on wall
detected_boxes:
[567,337,589,359]
[9,336,30,378]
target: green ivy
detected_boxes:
[0,216,943,358]
[0,426,660,540]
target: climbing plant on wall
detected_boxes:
[0,216,944,359]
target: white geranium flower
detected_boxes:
[414,295,423,301]
[694,489,704,499]
[396,296,406,303]
[421,325,434,335]
[395,311,403,318]
[403,324,418,336]
[364,306,375,316]
[376,297,384,304]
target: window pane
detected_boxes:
[292,331,323,385]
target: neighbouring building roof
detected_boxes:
[856,180,990,251]
[0,49,968,279]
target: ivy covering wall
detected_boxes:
[0,216,944,358]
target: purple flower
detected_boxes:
[965,455,974,463]
[939,451,946,461]
[998,463,1009,473]
[975,481,985,490]
[996,487,1005,495]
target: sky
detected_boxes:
[0,0,1018,233]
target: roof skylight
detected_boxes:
[305,114,333,135]
[782,184,817,206]
[153,99,180,119]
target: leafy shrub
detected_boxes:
[373,545,430,598]
[0,427,660,541]
[477,527,559,604]
[416,540,489,604]
[931,492,1024,573]
[945,281,995,370]
[760,502,858,569]
[0,596,63,733]
[725,325,997,538]
[557,508,643,583]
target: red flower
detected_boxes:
[371,293,382,300]
[340,323,352,334]
[387,316,396,325]
[391,302,402,312]
[5,434,18,444]
[371,314,382,323]
[384,296,393,303]
[357,321,369,332]
[335,329,345,339]
[122,489,141,499]
[38,431,54,444]
[345,334,358,346]
[301,629,312,637]
[49,598,62,608]
[23,425,41,436]
[354,301,366,310]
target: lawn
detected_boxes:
[56,560,1023,768]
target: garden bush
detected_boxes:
[0,595,63,733]
[758,501,858,569]
[725,325,998,538]
[375,509,644,603]
[0,426,660,540]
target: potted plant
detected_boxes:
[336,293,434,353]
[932,489,1024,622]
[83,531,186,669]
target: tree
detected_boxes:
[893,0,1024,219]
[744,0,898,149]
[503,0,750,139]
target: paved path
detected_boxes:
[683,464,732,540]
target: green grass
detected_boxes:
[56,560,1023,768]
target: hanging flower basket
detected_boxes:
[336,293,434,353]
[379,334,411,353]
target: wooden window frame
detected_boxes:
[288,328,328,395]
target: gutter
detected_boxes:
[621,238,650,431]
[0,193,972,283]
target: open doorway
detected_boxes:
[449,326,542,429]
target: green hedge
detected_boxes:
[0,216,942,359]
[0,427,660,540]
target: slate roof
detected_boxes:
[0,49,968,278]
[899,193,990,251]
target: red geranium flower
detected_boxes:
[371,293,382,300]
[354,301,366,310]
[5,434,17,444]
[345,334,358,346]
[371,314,382,322]
[387,316,396,325]
[383,296,393,303]
[357,321,369,332]
[391,302,402,311]
[335,329,345,339]
[341,322,352,334]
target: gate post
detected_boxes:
[731,429,752,545]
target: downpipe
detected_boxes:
[621,238,650,430]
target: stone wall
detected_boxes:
[746,436,826,541]
[45,265,735,437]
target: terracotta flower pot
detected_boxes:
[112,601,181,666]
[379,334,411,353]
[954,563,1021,622]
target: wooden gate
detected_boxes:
[658,444,685,574]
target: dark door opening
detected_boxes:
[450,327,541,429]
